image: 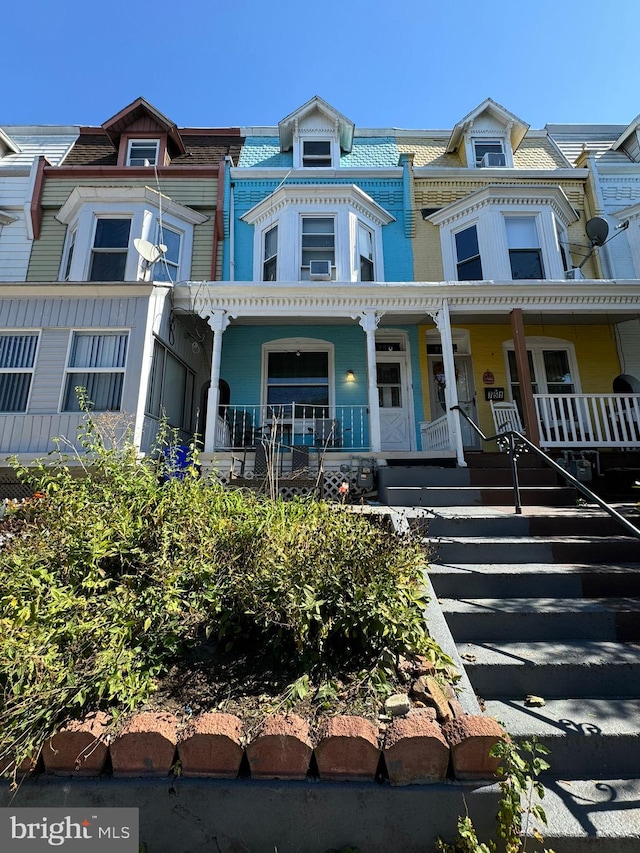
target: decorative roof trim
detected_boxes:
[278,96,354,153]
[0,128,22,155]
[426,184,579,228]
[101,97,185,156]
[240,184,395,228]
[446,98,529,154]
[55,186,209,226]
[612,114,640,151]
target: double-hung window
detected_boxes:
[473,138,505,167]
[301,217,335,279]
[302,140,332,167]
[89,218,131,282]
[358,223,374,281]
[63,332,128,411]
[153,224,181,283]
[0,333,38,412]
[263,225,278,281]
[455,225,483,280]
[127,139,159,166]
[505,217,544,279]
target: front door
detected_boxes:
[429,355,480,449]
[376,354,413,451]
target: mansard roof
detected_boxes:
[612,113,640,152]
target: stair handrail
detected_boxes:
[450,405,640,539]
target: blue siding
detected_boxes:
[238,138,292,168]
[341,138,399,168]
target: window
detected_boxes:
[507,344,576,412]
[56,187,207,282]
[263,225,278,281]
[377,362,402,408]
[358,223,374,281]
[0,333,38,412]
[301,217,335,280]
[266,351,329,417]
[62,228,76,282]
[146,340,195,431]
[89,218,131,282]
[153,224,181,283]
[455,225,483,280]
[63,332,128,411]
[505,217,544,280]
[127,139,159,166]
[302,140,332,167]
[473,138,505,167]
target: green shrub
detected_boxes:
[0,408,444,771]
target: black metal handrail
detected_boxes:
[451,405,640,540]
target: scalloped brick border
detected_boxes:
[1,709,507,784]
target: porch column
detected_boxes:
[204,310,232,453]
[433,300,466,467]
[510,308,540,446]
[358,311,382,453]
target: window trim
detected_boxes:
[56,187,206,283]
[301,139,333,168]
[262,224,278,282]
[61,329,129,413]
[503,336,582,400]
[242,184,393,282]
[88,216,132,282]
[429,186,578,281]
[300,215,336,280]
[126,138,160,167]
[0,331,40,413]
[260,338,335,417]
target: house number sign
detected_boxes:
[484,387,505,401]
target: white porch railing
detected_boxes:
[215,404,369,451]
[420,415,451,451]
[534,394,640,448]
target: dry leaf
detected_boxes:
[460,653,477,662]
[525,694,546,707]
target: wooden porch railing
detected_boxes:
[535,394,640,449]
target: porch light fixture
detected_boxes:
[346,370,356,382]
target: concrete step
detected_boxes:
[484,698,640,778]
[528,777,640,852]
[421,512,638,538]
[457,640,640,699]
[427,562,640,599]
[441,597,640,642]
[384,485,576,507]
[433,535,640,565]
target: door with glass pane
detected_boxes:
[376,354,412,451]
[428,355,479,449]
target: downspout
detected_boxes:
[210,157,226,280]
[577,149,611,279]
[223,156,234,281]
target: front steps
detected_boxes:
[422,504,640,851]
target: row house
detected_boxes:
[2,96,640,491]
[0,98,242,485]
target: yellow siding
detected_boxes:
[397,138,461,168]
[27,212,66,281]
[413,221,444,281]
[513,137,569,169]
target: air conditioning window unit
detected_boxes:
[565,268,585,280]
[309,260,332,280]
[480,152,506,168]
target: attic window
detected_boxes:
[127,139,160,166]
[302,140,332,167]
[473,139,505,167]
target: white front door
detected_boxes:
[376,354,413,451]
[429,355,480,449]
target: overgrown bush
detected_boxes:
[0,408,445,771]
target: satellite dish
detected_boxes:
[586,217,609,247]
[134,238,167,264]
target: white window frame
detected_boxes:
[88,216,132,282]
[56,188,205,283]
[61,226,77,282]
[152,221,182,283]
[430,187,576,282]
[293,132,340,169]
[126,139,160,167]
[61,330,129,413]
[242,185,393,282]
[145,337,195,432]
[464,130,513,169]
[358,222,375,281]
[504,215,545,280]
[260,338,335,420]
[300,215,336,280]
[503,336,582,399]
[301,139,333,168]
[262,224,278,281]
[0,331,40,413]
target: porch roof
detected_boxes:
[174,279,640,326]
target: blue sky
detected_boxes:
[4,0,640,130]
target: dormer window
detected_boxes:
[302,140,332,167]
[127,139,160,166]
[473,138,506,168]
